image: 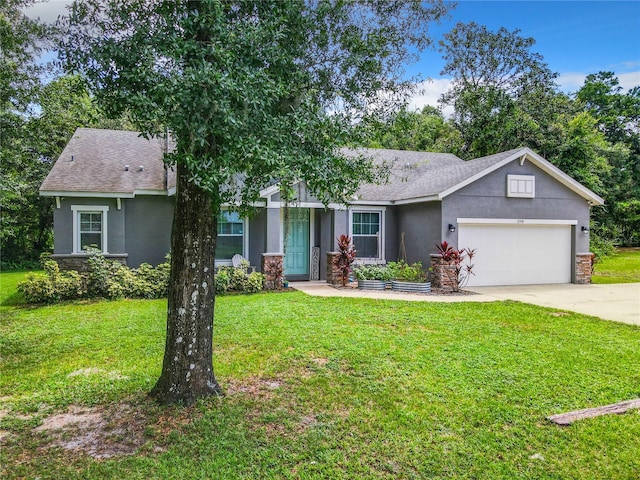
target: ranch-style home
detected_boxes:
[40,128,604,287]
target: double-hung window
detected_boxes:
[216,210,245,263]
[351,210,384,261]
[71,205,109,253]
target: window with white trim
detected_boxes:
[216,210,245,262]
[71,205,109,253]
[350,210,384,260]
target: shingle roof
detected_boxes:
[40,128,175,196]
[40,129,603,206]
[351,147,523,202]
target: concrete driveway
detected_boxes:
[291,281,640,326]
[467,283,640,326]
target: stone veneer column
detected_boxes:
[261,253,284,290]
[326,252,342,285]
[430,254,456,291]
[575,252,594,284]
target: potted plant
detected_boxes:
[354,264,391,290]
[388,261,431,293]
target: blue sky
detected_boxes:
[26,0,640,110]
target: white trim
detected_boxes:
[267,201,326,209]
[71,205,110,254]
[457,218,578,226]
[392,195,440,206]
[55,197,61,209]
[348,199,395,206]
[349,207,386,262]
[40,189,172,198]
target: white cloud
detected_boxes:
[558,70,640,93]
[407,79,455,117]
[23,0,71,24]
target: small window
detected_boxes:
[79,212,103,251]
[216,211,244,261]
[352,211,381,259]
[71,205,109,253]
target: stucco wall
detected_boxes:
[124,196,174,267]
[442,159,592,253]
[54,197,125,255]
[248,209,266,270]
[395,202,442,266]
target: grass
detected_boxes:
[592,248,640,284]
[1,272,639,479]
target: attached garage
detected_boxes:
[457,219,576,287]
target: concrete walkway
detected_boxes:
[289,281,640,326]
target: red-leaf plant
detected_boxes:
[334,234,357,287]
[435,241,476,292]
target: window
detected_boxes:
[351,210,384,260]
[71,205,109,253]
[216,210,245,262]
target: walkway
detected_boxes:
[289,281,640,326]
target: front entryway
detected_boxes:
[284,208,310,278]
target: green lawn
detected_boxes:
[1,272,639,479]
[592,248,640,284]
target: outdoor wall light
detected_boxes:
[448,223,456,233]
[581,226,589,234]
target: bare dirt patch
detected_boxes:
[32,400,196,460]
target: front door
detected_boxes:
[284,208,310,277]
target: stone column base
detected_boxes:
[262,253,285,290]
[575,252,594,284]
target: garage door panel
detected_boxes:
[458,223,572,287]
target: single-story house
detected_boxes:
[40,128,604,286]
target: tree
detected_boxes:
[60,0,451,405]
[0,1,53,264]
[576,72,640,245]
[368,106,463,155]
[438,22,560,159]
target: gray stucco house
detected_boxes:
[40,128,604,286]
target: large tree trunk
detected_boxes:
[151,162,222,405]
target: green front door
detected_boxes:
[284,208,310,277]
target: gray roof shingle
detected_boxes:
[40,128,175,195]
[351,147,523,202]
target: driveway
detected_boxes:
[467,283,640,326]
[291,281,640,326]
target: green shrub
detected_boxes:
[387,261,427,282]
[17,273,56,303]
[215,269,230,294]
[17,261,84,303]
[353,264,392,281]
[245,271,265,293]
[214,263,265,294]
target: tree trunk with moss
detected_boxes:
[151,162,222,405]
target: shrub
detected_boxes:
[214,262,266,294]
[333,234,356,286]
[245,271,266,293]
[387,261,427,282]
[215,269,230,294]
[354,264,392,281]
[17,260,84,303]
[18,273,56,304]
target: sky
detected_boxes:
[25,0,640,112]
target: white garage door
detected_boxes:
[457,221,573,287]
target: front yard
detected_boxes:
[1,271,639,479]
[592,247,640,284]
